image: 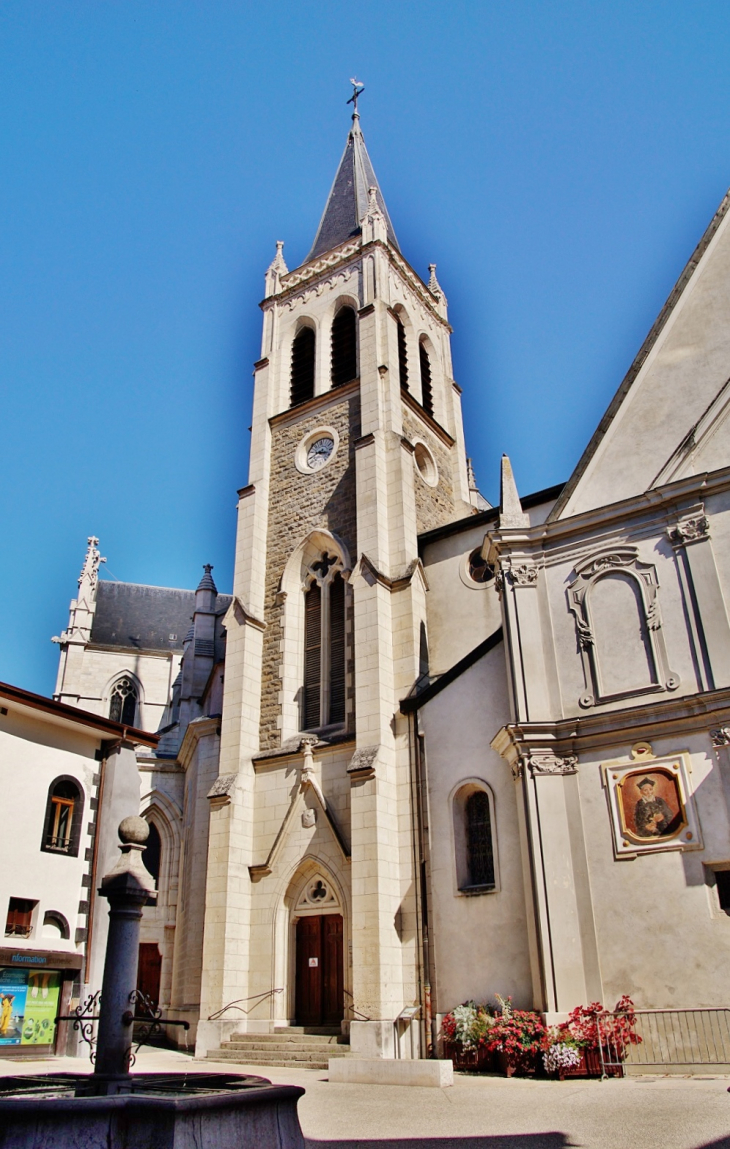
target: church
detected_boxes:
[46,100,730,1069]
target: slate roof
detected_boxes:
[91,581,231,654]
[306,115,399,262]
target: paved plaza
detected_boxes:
[1,1047,729,1149]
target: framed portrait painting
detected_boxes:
[603,749,702,858]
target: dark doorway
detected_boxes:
[295,914,343,1026]
[137,942,162,1008]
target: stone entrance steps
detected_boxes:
[207,1026,350,1070]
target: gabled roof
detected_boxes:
[91,581,231,654]
[306,114,399,262]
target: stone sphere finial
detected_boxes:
[118,816,150,845]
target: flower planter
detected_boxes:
[443,1041,494,1072]
[554,1049,624,1080]
[495,1051,537,1078]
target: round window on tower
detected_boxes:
[295,425,340,475]
[413,441,438,487]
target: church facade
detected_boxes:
[51,108,730,1062]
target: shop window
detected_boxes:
[331,307,357,387]
[42,911,70,941]
[291,327,316,406]
[41,777,84,856]
[5,897,37,939]
[109,677,138,725]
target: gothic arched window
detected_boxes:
[465,791,495,888]
[142,821,162,884]
[419,341,434,416]
[331,307,357,388]
[41,776,84,856]
[109,677,137,726]
[303,561,347,730]
[291,327,316,407]
[396,316,408,391]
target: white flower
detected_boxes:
[543,1043,581,1073]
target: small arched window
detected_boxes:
[331,307,357,387]
[291,327,316,407]
[396,316,408,391]
[466,791,495,888]
[142,821,162,884]
[419,341,434,416]
[109,677,138,725]
[42,911,70,941]
[41,777,84,856]
[303,561,347,730]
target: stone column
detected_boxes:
[93,817,156,1091]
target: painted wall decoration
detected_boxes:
[0,968,61,1046]
[603,747,702,858]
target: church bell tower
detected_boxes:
[199,92,475,1058]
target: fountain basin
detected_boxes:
[0,1071,305,1149]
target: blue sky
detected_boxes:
[2,1,729,695]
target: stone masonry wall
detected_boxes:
[259,391,360,749]
[402,406,457,534]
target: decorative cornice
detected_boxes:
[492,685,730,763]
[526,751,578,777]
[269,377,359,429]
[668,514,710,546]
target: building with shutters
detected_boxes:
[45,101,730,1069]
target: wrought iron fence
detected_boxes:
[597,1008,730,1075]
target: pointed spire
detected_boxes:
[467,457,491,512]
[499,455,529,529]
[428,263,445,302]
[264,240,288,296]
[196,564,218,594]
[306,92,399,262]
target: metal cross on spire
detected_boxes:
[347,78,365,116]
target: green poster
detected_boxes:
[20,971,61,1046]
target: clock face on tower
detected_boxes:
[307,437,334,470]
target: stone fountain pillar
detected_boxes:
[92,816,156,1092]
[0,816,306,1148]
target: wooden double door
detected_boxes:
[294,914,343,1026]
[137,943,162,1008]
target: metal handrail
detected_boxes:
[207,988,283,1021]
[343,989,370,1022]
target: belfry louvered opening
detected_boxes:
[331,307,357,388]
[303,564,347,730]
[291,327,316,407]
[396,316,408,391]
[419,341,434,416]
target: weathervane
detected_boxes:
[347,78,365,115]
